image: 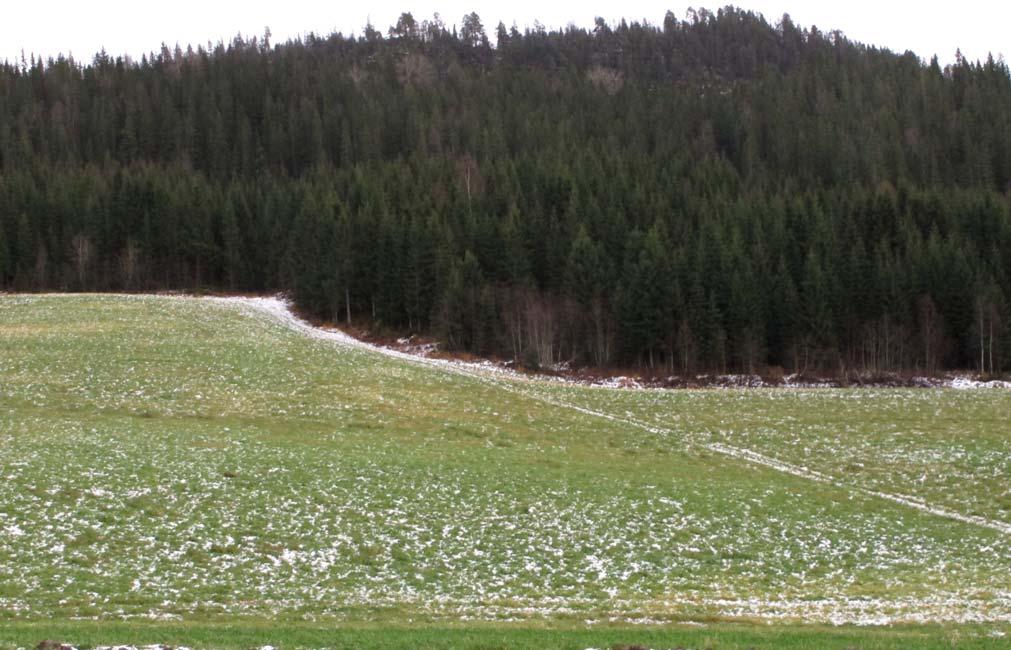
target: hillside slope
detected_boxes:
[2,8,1011,372]
[0,294,1008,631]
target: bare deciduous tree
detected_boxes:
[524,293,557,369]
[33,244,48,289]
[455,154,483,208]
[119,239,141,289]
[586,66,624,95]
[396,53,436,87]
[918,295,945,375]
[676,319,696,375]
[976,289,1004,375]
[71,234,93,289]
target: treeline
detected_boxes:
[1,7,1009,374]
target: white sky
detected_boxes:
[1,1,1007,67]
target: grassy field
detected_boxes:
[3,620,1010,649]
[0,294,1009,648]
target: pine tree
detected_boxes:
[221,198,243,290]
[0,12,1009,374]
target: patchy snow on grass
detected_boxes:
[2,293,1009,627]
[706,443,1011,535]
[950,377,1011,390]
[223,296,1011,536]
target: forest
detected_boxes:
[1,6,1009,375]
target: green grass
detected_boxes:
[2,620,1009,649]
[541,382,1011,520]
[0,294,1009,647]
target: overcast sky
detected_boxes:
[2,1,1006,67]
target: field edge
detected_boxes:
[2,620,1010,650]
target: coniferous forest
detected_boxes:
[1,7,1010,374]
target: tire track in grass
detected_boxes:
[706,443,1011,535]
[223,296,1011,536]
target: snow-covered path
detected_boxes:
[707,443,1011,535]
[222,296,1010,536]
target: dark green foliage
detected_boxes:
[1,9,1010,372]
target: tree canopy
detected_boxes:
[1,7,1010,374]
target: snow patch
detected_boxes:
[950,377,1011,390]
[225,295,1010,537]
